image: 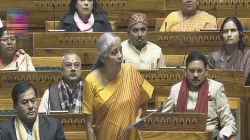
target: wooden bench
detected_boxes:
[155,18,250,31]
[45,21,117,32]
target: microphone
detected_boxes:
[182,41,190,66]
[47,83,51,114]
[48,4,65,32]
[15,62,19,71]
[165,21,167,32]
[234,3,238,17]
[213,2,219,31]
[158,102,163,112]
[52,3,56,30]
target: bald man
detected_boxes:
[39,52,83,113]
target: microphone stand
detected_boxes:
[234,3,237,17]
[214,2,219,31]
[182,41,190,66]
[47,83,51,114]
[52,4,56,30]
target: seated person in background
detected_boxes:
[39,52,83,113]
[57,0,112,32]
[207,17,250,84]
[84,33,154,140]
[159,0,216,32]
[122,13,166,69]
[0,26,35,71]
[162,51,237,139]
[0,81,66,140]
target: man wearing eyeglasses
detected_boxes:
[162,51,237,140]
[39,52,83,113]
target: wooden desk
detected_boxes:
[45,21,117,32]
[140,113,212,140]
[0,70,247,139]
[155,18,250,31]
[30,32,250,62]
[0,112,210,140]
[12,32,250,59]
[31,55,192,68]
[32,57,62,67]
[0,69,245,102]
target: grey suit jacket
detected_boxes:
[0,115,66,140]
[162,79,237,138]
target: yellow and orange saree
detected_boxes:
[83,64,154,140]
[159,11,216,32]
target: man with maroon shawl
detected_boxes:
[162,51,237,140]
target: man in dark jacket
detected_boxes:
[0,81,66,140]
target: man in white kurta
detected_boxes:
[162,51,237,139]
[121,13,165,69]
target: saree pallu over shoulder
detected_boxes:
[84,64,153,140]
[0,53,35,71]
[170,11,216,31]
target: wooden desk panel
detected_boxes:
[155,18,250,31]
[0,70,245,98]
[32,32,250,57]
[32,57,62,67]
[2,0,250,29]
[141,131,212,140]
[45,21,117,32]
[0,113,85,131]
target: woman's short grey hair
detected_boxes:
[92,33,121,70]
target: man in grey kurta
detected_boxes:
[162,51,237,139]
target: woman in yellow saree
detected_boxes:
[83,33,154,140]
[159,0,217,32]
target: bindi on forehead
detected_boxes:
[64,60,80,64]
[64,55,80,62]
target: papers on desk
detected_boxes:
[122,110,158,131]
